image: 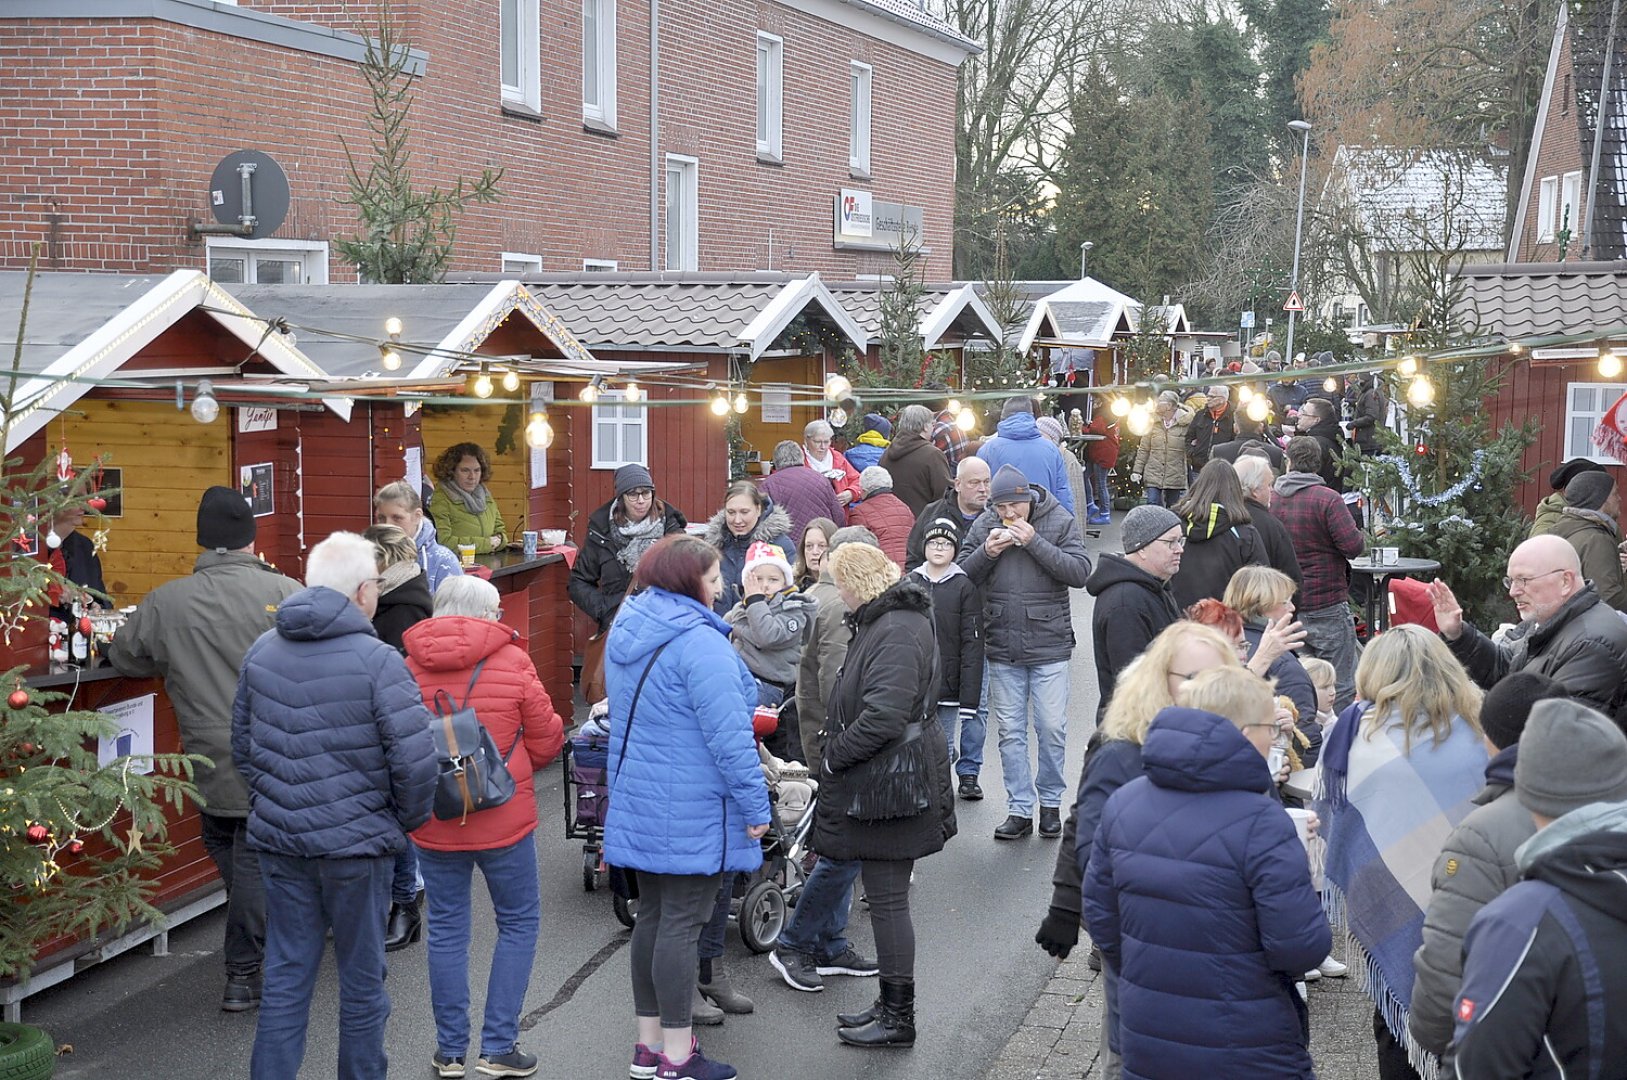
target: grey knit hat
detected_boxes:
[1121,505,1181,555]
[1564,470,1615,512]
[1516,698,1627,819]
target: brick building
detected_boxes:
[0,0,973,283]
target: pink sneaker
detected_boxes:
[656,1044,737,1080]
[633,1036,693,1080]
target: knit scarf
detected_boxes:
[1316,702,1488,1080]
[616,513,665,573]
[805,447,834,472]
[441,481,488,516]
[379,560,420,597]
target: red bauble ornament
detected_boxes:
[87,497,107,511]
[25,824,48,843]
[67,839,83,855]
[8,688,30,709]
[78,617,93,637]
[1415,444,1429,456]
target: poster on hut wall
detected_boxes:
[761,384,792,424]
[404,447,423,493]
[240,463,274,517]
[91,467,123,518]
[97,693,155,775]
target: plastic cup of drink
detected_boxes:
[1285,808,1315,848]
[522,531,539,557]
[458,544,476,567]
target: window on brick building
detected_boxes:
[206,239,328,285]
[849,61,872,174]
[665,155,698,271]
[1561,170,1583,239]
[1538,176,1558,242]
[756,32,783,160]
[1566,382,1627,463]
[591,391,648,469]
[501,0,542,113]
[584,259,619,271]
[501,253,544,275]
[583,0,617,129]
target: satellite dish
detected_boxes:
[207,150,289,240]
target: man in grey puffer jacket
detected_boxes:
[959,464,1091,841]
[1410,672,1569,1064]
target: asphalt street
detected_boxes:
[23,527,1114,1080]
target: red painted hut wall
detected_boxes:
[1486,357,1626,515]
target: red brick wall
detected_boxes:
[1517,28,1585,262]
[0,5,960,279]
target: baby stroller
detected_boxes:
[561,705,614,894]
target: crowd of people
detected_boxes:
[96,375,1627,1080]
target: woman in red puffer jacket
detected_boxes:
[403,575,564,1077]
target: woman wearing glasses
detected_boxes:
[1318,625,1488,1080]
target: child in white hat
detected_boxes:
[724,541,818,717]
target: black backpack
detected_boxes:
[429,659,522,823]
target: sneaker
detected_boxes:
[475,1049,538,1078]
[1089,513,1112,525]
[655,1045,738,1080]
[1302,966,1322,983]
[957,775,983,801]
[630,1042,663,1080]
[433,1052,465,1079]
[1316,954,1349,978]
[1295,980,1308,1001]
[1038,806,1062,838]
[994,814,1033,840]
[817,945,880,977]
[770,947,824,992]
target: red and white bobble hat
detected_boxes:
[742,540,794,587]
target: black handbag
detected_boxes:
[846,720,934,821]
[430,660,521,823]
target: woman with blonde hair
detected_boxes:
[1041,621,1243,1080]
[1224,564,1321,765]
[1319,624,1489,1080]
[814,542,956,1048]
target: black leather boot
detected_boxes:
[384,894,422,952]
[835,996,881,1028]
[836,978,914,1047]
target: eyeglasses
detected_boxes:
[1503,569,1566,591]
[1152,536,1187,550]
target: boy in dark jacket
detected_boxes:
[910,517,984,799]
[1449,698,1627,1078]
[1083,667,1329,1079]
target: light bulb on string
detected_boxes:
[824,373,852,401]
[624,380,642,402]
[379,346,402,371]
[733,392,749,414]
[1323,376,1338,393]
[1246,396,1269,423]
[1127,407,1152,437]
[524,411,554,450]
[1407,376,1436,407]
[501,368,521,393]
[471,368,494,399]
[947,399,962,415]
[190,380,219,424]
[384,316,403,338]
[1602,350,1624,379]
[1110,396,1131,418]
[1237,385,1254,405]
[955,408,977,432]
[1398,356,1419,377]
[579,375,604,403]
[828,406,850,428]
[710,392,731,417]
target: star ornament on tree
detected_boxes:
[91,528,109,556]
[124,826,142,855]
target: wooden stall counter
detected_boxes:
[471,549,576,725]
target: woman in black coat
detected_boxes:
[817,543,956,1048]
[1169,459,1266,609]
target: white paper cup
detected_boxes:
[1285,808,1315,847]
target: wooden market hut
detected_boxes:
[828,280,1002,388]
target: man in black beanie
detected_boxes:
[1549,470,1626,611]
[1411,672,1569,1065]
[1530,458,1607,537]
[110,485,301,1012]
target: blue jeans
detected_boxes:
[417,837,540,1061]
[1145,487,1183,507]
[252,853,392,1080]
[777,856,862,961]
[938,672,989,779]
[698,873,737,962]
[1088,463,1112,516]
[391,844,420,906]
[1298,602,1358,712]
[988,660,1071,816]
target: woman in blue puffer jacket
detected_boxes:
[604,533,772,1080]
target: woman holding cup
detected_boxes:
[429,443,507,557]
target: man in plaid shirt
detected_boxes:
[1272,436,1364,709]
[932,407,971,469]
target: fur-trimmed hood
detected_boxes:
[702,502,794,551]
[847,573,932,629]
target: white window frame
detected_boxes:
[591,390,648,469]
[501,252,544,275]
[849,61,872,175]
[755,32,783,160]
[1561,169,1583,239]
[501,0,542,112]
[205,237,329,284]
[664,154,698,272]
[1565,382,1627,464]
[582,0,618,128]
[1537,175,1558,242]
[583,258,619,271]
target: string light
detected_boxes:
[1246,397,1269,423]
[500,368,521,393]
[623,380,642,402]
[1602,350,1624,379]
[384,317,403,337]
[1323,376,1338,392]
[710,391,731,416]
[828,406,850,428]
[190,380,219,424]
[1237,385,1254,404]
[1407,376,1436,407]
[471,368,494,399]
[379,346,402,371]
[1398,356,1419,377]
[824,373,852,401]
[956,408,976,432]
[1127,406,1152,437]
[947,399,962,415]
[733,392,749,414]
[579,375,605,403]
[524,410,554,449]
[1110,397,1131,417]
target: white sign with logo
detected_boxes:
[97,694,156,776]
[837,189,873,238]
[833,192,925,252]
[236,406,277,433]
[761,383,792,424]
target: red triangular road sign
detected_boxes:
[1283,291,1305,312]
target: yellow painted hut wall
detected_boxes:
[419,404,531,537]
[740,355,820,467]
[53,399,231,604]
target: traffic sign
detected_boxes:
[1240,311,1255,328]
[1283,291,1305,313]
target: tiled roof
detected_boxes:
[843,0,978,52]
[1570,1,1627,260]
[526,281,790,350]
[1454,262,1627,338]
[1326,147,1507,253]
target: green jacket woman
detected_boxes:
[429,442,508,554]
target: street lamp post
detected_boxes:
[1285,119,1312,367]
[1079,240,1094,281]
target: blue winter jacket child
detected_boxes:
[1083,705,1330,1080]
[603,586,772,876]
[975,412,1076,515]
